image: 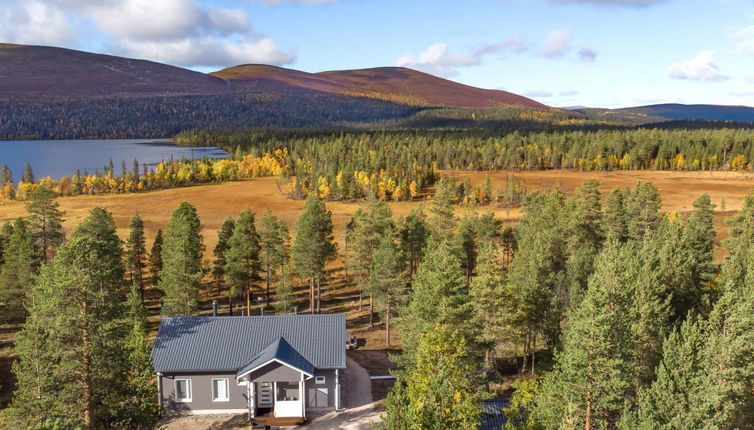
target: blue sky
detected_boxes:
[1,0,754,108]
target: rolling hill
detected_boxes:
[211,64,548,109]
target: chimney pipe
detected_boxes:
[240,310,245,317]
[212,300,218,317]
[293,306,298,315]
[261,307,265,316]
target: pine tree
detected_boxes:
[0,218,37,323]
[9,207,127,429]
[536,242,635,429]
[212,217,235,298]
[275,263,296,313]
[292,194,336,313]
[399,207,429,277]
[125,213,147,300]
[633,318,707,429]
[258,210,290,306]
[0,221,13,267]
[368,235,404,346]
[383,324,484,430]
[25,184,65,262]
[119,284,160,428]
[682,194,717,293]
[469,242,508,364]
[508,191,568,373]
[159,202,204,316]
[626,182,662,241]
[604,188,629,243]
[399,239,474,366]
[225,209,262,315]
[148,229,163,285]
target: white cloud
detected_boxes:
[397,37,531,77]
[577,47,598,62]
[260,0,342,4]
[117,37,295,67]
[523,90,554,98]
[667,51,729,82]
[0,0,295,68]
[0,1,76,46]
[541,28,572,57]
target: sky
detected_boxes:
[1,0,753,108]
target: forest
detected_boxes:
[1,173,753,429]
[6,127,754,205]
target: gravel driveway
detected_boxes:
[291,356,383,429]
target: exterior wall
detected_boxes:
[160,372,248,414]
[304,369,338,410]
[248,361,302,382]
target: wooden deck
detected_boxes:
[251,408,305,428]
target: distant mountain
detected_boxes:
[211,64,547,109]
[0,44,553,139]
[618,104,754,123]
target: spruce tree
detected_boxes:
[212,217,235,298]
[0,218,37,323]
[0,163,12,187]
[258,210,290,306]
[625,182,662,241]
[428,177,457,243]
[469,242,508,364]
[148,229,163,285]
[0,221,13,267]
[125,213,147,300]
[159,202,204,316]
[22,162,34,184]
[25,184,65,262]
[225,209,262,315]
[682,194,717,293]
[292,194,336,313]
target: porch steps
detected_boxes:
[251,415,305,427]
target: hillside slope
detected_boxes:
[619,103,754,123]
[0,44,231,100]
[212,64,548,109]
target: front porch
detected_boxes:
[251,406,305,427]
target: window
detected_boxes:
[277,382,299,401]
[315,376,326,385]
[175,379,192,402]
[212,378,229,402]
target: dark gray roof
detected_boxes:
[151,314,346,372]
[479,399,508,430]
[236,337,315,377]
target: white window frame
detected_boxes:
[211,378,230,402]
[175,379,192,402]
[315,376,326,385]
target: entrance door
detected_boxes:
[258,382,273,408]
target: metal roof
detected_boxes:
[151,314,347,372]
[236,337,316,378]
[479,399,508,430]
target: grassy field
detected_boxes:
[1,169,753,412]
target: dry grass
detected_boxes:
[0,169,752,413]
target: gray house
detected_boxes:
[151,313,347,426]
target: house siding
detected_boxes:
[160,372,248,413]
[247,361,302,382]
[305,369,338,410]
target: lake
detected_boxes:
[0,139,228,181]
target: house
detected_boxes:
[479,398,508,430]
[151,313,347,426]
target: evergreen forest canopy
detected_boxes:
[6,126,754,204]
